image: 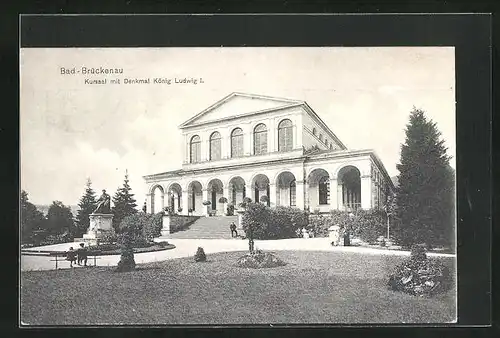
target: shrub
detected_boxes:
[238,197,253,209]
[194,247,206,262]
[308,210,386,244]
[241,203,308,240]
[202,200,211,206]
[219,197,228,204]
[236,250,286,269]
[387,245,452,297]
[98,232,119,244]
[226,204,235,216]
[142,212,163,242]
[115,231,136,272]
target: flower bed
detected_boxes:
[387,245,452,297]
[88,241,175,256]
[236,250,286,269]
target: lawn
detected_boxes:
[21,250,456,325]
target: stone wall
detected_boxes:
[161,215,200,236]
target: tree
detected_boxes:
[112,170,138,231]
[394,108,455,249]
[20,190,46,244]
[75,178,98,238]
[46,201,75,238]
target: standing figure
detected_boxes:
[230,222,238,238]
[77,243,88,266]
[66,247,77,267]
[94,189,111,214]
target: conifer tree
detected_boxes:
[75,178,98,237]
[112,170,138,231]
[394,108,455,249]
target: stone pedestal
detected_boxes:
[161,215,171,236]
[81,213,114,245]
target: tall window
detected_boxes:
[190,135,201,163]
[254,123,268,155]
[329,144,333,150]
[231,128,244,158]
[319,134,323,142]
[319,176,330,205]
[278,119,293,152]
[312,127,317,136]
[209,131,221,161]
[290,180,296,206]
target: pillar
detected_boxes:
[329,178,338,210]
[304,180,310,210]
[295,180,305,210]
[269,183,277,207]
[146,193,152,214]
[223,186,230,214]
[361,175,372,210]
[245,184,253,202]
[337,183,343,210]
[160,194,165,213]
[181,190,189,215]
[202,188,209,216]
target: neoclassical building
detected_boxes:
[144,93,394,216]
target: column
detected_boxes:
[245,124,252,156]
[269,119,276,152]
[295,180,305,210]
[181,190,189,215]
[361,175,372,210]
[245,184,253,202]
[160,194,165,212]
[304,180,310,210]
[223,186,230,214]
[337,184,343,210]
[269,183,277,207]
[295,116,303,150]
[200,133,208,162]
[202,188,209,216]
[146,193,152,214]
[329,178,338,210]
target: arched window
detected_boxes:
[312,127,317,136]
[290,179,296,206]
[190,135,201,163]
[231,128,244,158]
[319,176,330,205]
[278,119,293,152]
[319,134,323,142]
[253,123,268,155]
[209,131,221,161]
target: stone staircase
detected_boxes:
[161,216,241,239]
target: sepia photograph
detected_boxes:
[20,46,457,325]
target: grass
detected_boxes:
[21,250,456,325]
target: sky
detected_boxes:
[20,47,455,207]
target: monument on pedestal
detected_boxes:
[81,189,114,245]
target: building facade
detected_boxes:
[144,93,394,216]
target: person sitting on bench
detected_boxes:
[66,247,77,267]
[77,243,88,266]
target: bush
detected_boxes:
[226,204,235,216]
[308,210,386,244]
[241,204,308,240]
[115,231,136,272]
[194,247,206,262]
[236,250,286,269]
[118,212,163,246]
[142,212,163,242]
[387,245,452,297]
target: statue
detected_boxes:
[94,189,111,214]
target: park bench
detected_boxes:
[49,251,102,269]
